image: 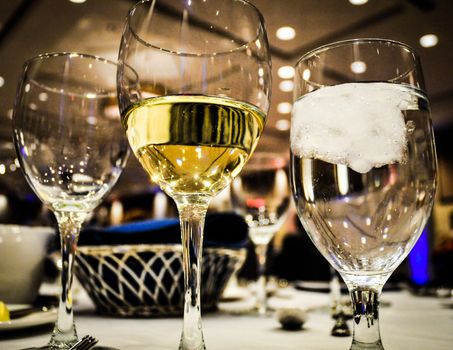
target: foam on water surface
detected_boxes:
[290,82,417,173]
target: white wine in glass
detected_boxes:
[117,1,271,349]
[290,39,437,349]
[123,95,265,198]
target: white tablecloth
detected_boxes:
[1,287,453,350]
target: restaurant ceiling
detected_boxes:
[0,0,452,195]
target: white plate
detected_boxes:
[0,304,57,332]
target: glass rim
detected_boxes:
[126,0,267,57]
[295,38,419,67]
[20,52,139,99]
[23,52,123,69]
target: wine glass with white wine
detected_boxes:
[12,53,132,349]
[230,152,290,315]
[117,1,271,349]
[290,39,437,349]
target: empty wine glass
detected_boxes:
[117,1,271,349]
[290,39,437,349]
[230,152,290,315]
[12,53,132,349]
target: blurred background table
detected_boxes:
[2,287,452,350]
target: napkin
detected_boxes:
[78,212,248,249]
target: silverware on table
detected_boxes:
[69,335,98,350]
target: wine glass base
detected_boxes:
[178,344,206,350]
[22,343,76,350]
[22,343,119,350]
[178,334,206,350]
[350,340,384,350]
[22,346,72,350]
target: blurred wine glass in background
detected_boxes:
[231,152,290,315]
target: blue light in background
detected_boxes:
[408,228,430,285]
[25,194,37,202]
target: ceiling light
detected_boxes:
[350,61,367,74]
[349,0,368,5]
[277,102,292,114]
[275,119,290,131]
[86,116,97,125]
[276,26,296,41]
[279,80,294,92]
[38,92,48,102]
[0,76,4,88]
[302,69,311,81]
[419,34,438,48]
[69,0,87,3]
[278,66,295,79]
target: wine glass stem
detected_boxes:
[350,288,384,350]
[254,243,268,315]
[329,269,341,314]
[49,211,87,348]
[175,197,210,350]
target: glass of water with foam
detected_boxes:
[290,39,437,349]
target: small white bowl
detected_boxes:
[0,225,55,304]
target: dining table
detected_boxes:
[1,283,453,350]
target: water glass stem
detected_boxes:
[49,211,87,348]
[350,288,384,350]
[176,197,210,350]
[254,243,268,315]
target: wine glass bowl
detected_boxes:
[117,1,271,349]
[117,0,270,111]
[230,152,290,314]
[14,56,129,213]
[290,39,437,349]
[12,53,131,349]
